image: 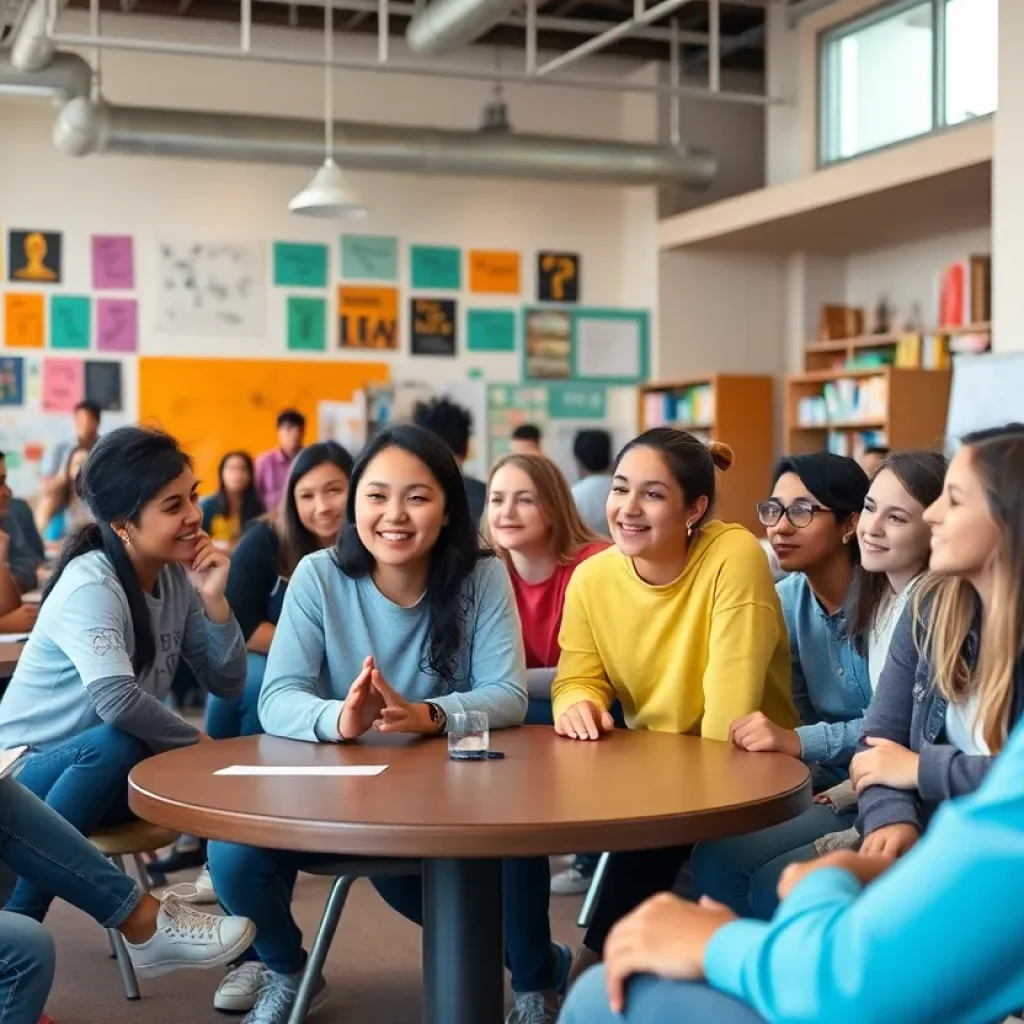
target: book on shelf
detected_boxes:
[826,429,887,460]
[644,384,715,430]
[937,254,991,327]
[797,375,888,428]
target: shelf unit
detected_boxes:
[804,323,991,372]
[785,366,952,458]
[639,374,774,534]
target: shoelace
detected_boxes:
[250,977,296,1023]
[513,993,552,1024]
[160,896,220,939]
[225,962,266,988]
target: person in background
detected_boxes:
[0,426,247,926]
[254,410,306,513]
[511,423,543,456]
[859,445,891,479]
[571,429,613,538]
[689,454,870,920]
[557,426,1024,1024]
[39,401,101,501]
[200,451,265,547]
[35,445,91,543]
[551,428,796,983]
[412,396,487,524]
[0,453,45,638]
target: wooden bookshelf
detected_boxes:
[639,374,774,534]
[785,366,952,457]
[804,322,991,372]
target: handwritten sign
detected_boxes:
[97,299,138,353]
[338,286,399,349]
[341,235,398,281]
[50,295,91,350]
[537,251,580,303]
[411,246,461,290]
[274,242,328,288]
[4,294,44,348]
[287,296,326,351]
[411,298,457,356]
[469,251,520,295]
[42,357,85,412]
[0,358,24,406]
[91,235,134,290]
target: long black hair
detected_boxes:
[846,448,947,653]
[213,450,264,526]
[275,441,354,577]
[42,426,193,675]
[336,424,489,690]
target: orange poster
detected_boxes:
[338,286,399,349]
[469,250,521,295]
[4,293,45,348]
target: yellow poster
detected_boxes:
[469,250,521,295]
[338,286,399,349]
[4,294,45,349]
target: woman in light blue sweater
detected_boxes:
[208,425,568,1024]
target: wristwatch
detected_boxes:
[425,702,448,735]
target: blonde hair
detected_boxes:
[482,453,600,565]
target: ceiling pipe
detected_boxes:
[0,51,91,101]
[51,96,717,186]
[404,0,518,55]
[10,0,55,70]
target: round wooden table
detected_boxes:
[130,728,809,1024]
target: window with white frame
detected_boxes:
[819,0,997,165]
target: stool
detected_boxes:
[287,859,421,1024]
[91,822,180,1000]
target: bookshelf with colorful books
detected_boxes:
[638,375,774,534]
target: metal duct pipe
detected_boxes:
[52,98,717,186]
[405,0,518,55]
[10,0,55,71]
[0,51,91,102]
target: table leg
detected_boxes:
[422,857,504,1024]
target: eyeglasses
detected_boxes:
[756,499,834,529]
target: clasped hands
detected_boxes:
[337,656,436,740]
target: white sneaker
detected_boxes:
[241,971,328,1024]
[162,864,218,905]
[215,961,267,1013]
[550,866,593,896]
[125,896,255,978]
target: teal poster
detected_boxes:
[287,296,327,351]
[50,295,91,350]
[341,235,398,281]
[411,245,461,289]
[274,242,329,288]
[467,309,516,352]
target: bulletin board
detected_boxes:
[139,357,390,489]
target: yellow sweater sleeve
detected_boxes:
[552,570,616,721]
[700,541,785,742]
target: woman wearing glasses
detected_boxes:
[689,452,871,919]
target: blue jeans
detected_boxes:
[8,723,150,921]
[559,965,765,1023]
[208,842,555,992]
[206,652,267,740]
[0,912,55,1024]
[690,804,857,920]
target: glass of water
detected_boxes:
[448,711,490,759]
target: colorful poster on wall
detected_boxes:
[85,360,124,412]
[548,384,606,419]
[411,245,461,289]
[0,358,24,406]
[537,251,579,303]
[97,298,138,353]
[469,251,520,294]
[7,230,62,285]
[341,235,398,281]
[91,235,135,290]
[287,296,326,351]
[4,294,44,348]
[338,286,399,349]
[50,296,91,350]
[467,309,516,352]
[42,357,85,412]
[488,383,550,460]
[524,308,572,380]
[411,298,457,356]
[274,242,329,288]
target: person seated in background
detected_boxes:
[254,409,306,513]
[207,426,570,1024]
[0,454,44,638]
[511,423,543,456]
[412,395,487,524]
[557,425,1024,1024]
[35,445,91,543]
[0,427,247,927]
[200,450,265,547]
[859,445,890,479]
[570,429,613,538]
[551,428,796,984]
[39,401,101,503]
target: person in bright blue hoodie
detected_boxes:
[559,423,1024,1024]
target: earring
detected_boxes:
[442,516,450,527]
[842,534,851,544]
[686,520,695,538]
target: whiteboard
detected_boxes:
[946,353,1024,451]
[576,317,642,381]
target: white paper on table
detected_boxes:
[214,765,388,777]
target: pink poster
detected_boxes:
[42,357,85,412]
[92,235,135,290]
[97,298,138,352]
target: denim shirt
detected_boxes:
[776,573,871,777]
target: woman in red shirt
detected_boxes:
[484,453,609,725]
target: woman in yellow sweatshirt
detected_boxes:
[551,427,797,979]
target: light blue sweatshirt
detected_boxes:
[705,708,1024,1024]
[259,550,528,742]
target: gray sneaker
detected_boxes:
[505,991,559,1024]
[241,970,328,1024]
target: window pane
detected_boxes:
[821,1,934,163]
[945,0,998,124]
